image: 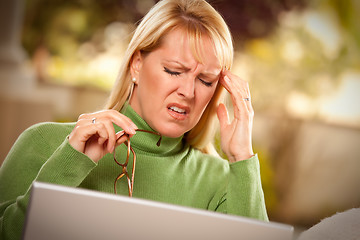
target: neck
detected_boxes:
[117,104,185,156]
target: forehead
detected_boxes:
[156,28,221,71]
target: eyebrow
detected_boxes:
[164,60,191,71]
[199,72,220,81]
[163,60,220,79]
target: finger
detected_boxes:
[222,70,250,96]
[115,129,136,146]
[240,82,254,117]
[101,120,117,153]
[69,122,109,152]
[93,122,110,146]
[221,73,252,119]
[219,72,232,94]
[217,103,230,130]
[115,130,125,140]
[103,110,137,134]
[221,75,241,117]
[115,129,136,140]
[244,98,254,117]
[116,135,129,146]
[237,96,252,119]
[80,110,137,135]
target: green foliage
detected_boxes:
[237,0,360,117]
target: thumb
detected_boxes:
[217,103,230,130]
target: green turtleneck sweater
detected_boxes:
[0,106,268,240]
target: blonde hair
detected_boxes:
[105,0,233,154]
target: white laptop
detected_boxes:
[22,182,293,240]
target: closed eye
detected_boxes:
[164,67,181,76]
[164,66,214,87]
[199,78,213,87]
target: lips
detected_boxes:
[167,103,190,120]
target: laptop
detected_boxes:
[22,181,293,240]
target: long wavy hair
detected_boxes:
[105,0,233,154]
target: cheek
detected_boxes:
[139,69,177,100]
[197,84,218,105]
[138,68,162,99]
[139,68,156,88]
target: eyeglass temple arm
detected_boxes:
[113,128,162,196]
[135,129,162,146]
[116,129,162,147]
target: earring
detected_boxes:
[128,78,136,100]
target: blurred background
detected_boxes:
[0,0,359,233]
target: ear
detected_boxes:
[130,50,143,83]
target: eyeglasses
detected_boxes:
[113,129,162,197]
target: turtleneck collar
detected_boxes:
[115,104,185,156]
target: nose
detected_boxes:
[177,77,195,99]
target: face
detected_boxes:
[129,28,222,138]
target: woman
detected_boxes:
[0,0,268,239]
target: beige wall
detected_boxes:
[0,86,108,165]
[253,114,360,225]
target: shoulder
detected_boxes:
[25,121,75,134]
[23,121,75,135]
[21,122,76,144]
[184,148,230,195]
[187,148,260,173]
[187,147,230,172]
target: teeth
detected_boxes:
[169,106,186,113]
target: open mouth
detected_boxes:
[169,106,186,114]
[167,104,190,120]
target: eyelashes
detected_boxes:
[163,67,213,87]
[163,67,180,76]
[200,79,213,87]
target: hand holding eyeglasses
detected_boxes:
[68,110,138,163]
[217,70,254,163]
[69,109,162,197]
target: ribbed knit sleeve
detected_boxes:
[212,155,269,221]
[0,123,96,240]
[228,155,268,221]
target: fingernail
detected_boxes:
[129,128,136,135]
[116,130,125,135]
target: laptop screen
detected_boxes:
[23,182,293,240]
